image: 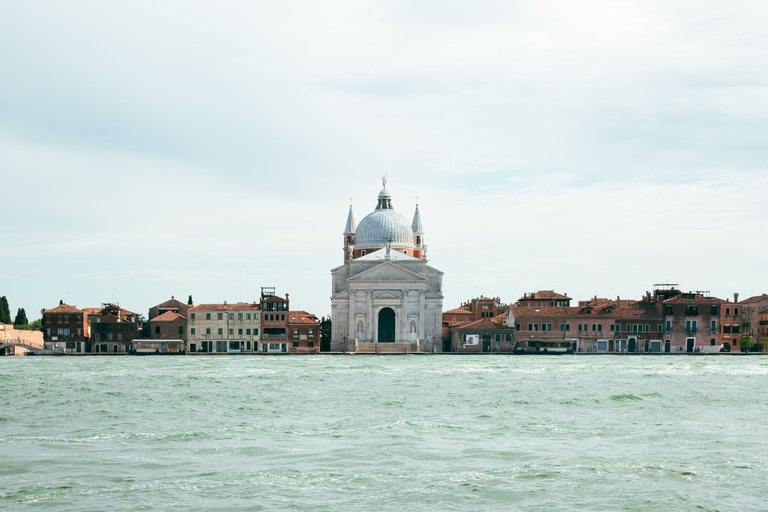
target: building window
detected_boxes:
[246,328,251,335]
[734,308,739,316]
[495,334,501,342]
[155,326,160,334]
[118,333,122,340]
[308,328,314,336]
[108,333,113,340]
[229,329,234,335]
[293,329,299,337]
[205,328,210,335]
[238,313,243,320]
[598,324,602,332]
[664,305,673,315]
[666,320,671,332]
[725,307,730,316]
[218,313,223,320]
[710,305,718,315]
[711,320,717,332]
[191,328,196,335]
[293,341,299,348]
[657,324,662,332]
[238,328,243,335]
[560,324,567,331]
[246,313,251,320]
[218,328,223,335]
[95,333,100,341]
[206,313,211,320]
[361,250,366,256]
[645,324,650,332]
[254,329,259,335]
[230,313,234,320]
[578,324,582,332]
[281,314,285,321]
[191,313,196,320]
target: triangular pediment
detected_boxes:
[372,290,403,300]
[331,289,351,300]
[348,262,427,283]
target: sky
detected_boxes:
[1,0,767,321]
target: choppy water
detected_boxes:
[1,355,767,511]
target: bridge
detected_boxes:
[0,342,64,355]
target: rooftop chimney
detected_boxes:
[734,293,739,303]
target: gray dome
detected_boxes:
[355,209,415,248]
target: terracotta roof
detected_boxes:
[511,302,662,320]
[454,318,514,331]
[156,297,188,308]
[151,311,186,322]
[288,311,319,324]
[740,294,768,304]
[522,290,571,300]
[663,295,725,304]
[44,304,84,314]
[189,303,260,311]
[444,307,472,315]
[82,308,102,315]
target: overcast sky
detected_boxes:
[1,0,767,320]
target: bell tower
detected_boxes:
[343,202,356,264]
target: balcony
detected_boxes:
[262,334,288,340]
[685,328,698,334]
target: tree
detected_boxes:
[59,299,64,305]
[13,308,28,327]
[739,332,754,353]
[188,295,194,305]
[28,319,43,332]
[0,296,11,324]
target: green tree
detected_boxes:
[0,296,11,324]
[59,299,64,305]
[14,308,28,327]
[188,295,194,305]
[739,332,754,353]
[28,319,43,332]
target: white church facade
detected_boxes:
[330,179,443,353]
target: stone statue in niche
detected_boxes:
[410,320,417,333]
[357,320,364,333]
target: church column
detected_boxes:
[367,290,373,342]
[419,289,426,339]
[403,290,409,340]
[348,292,355,341]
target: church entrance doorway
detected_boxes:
[378,308,396,342]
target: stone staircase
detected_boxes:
[354,342,416,354]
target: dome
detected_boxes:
[355,209,414,248]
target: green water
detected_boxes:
[1,356,767,511]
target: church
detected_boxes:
[330,179,444,353]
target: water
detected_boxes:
[1,355,767,511]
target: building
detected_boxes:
[42,304,88,353]
[443,297,507,324]
[516,290,572,308]
[739,293,768,346]
[187,302,261,353]
[757,308,768,350]
[149,311,187,343]
[508,294,664,353]
[331,178,443,353]
[718,294,743,351]
[288,310,320,352]
[87,303,141,353]
[260,289,289,353]
[0,324,44,356]
[449,318,515,353]
[659,287,725,353]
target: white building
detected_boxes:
[331,179,443,352]
[187,302,261,353]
